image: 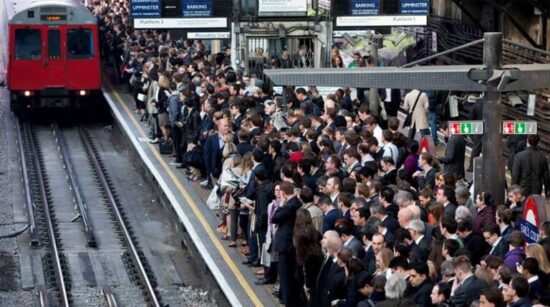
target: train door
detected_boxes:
[9,26,45,90]
[44,28,65,87]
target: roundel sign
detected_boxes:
[519,195,547,243]
[418,136,434,154]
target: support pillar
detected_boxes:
[368,35,383,117]
[482,32,506,204]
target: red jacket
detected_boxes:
[473,205,496,233]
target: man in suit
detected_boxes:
[336,221,365,259]
[482,223,509,258]
[316,230,345,307]
[369,204,399,234]
[202,118,230,188]
[379,187,399,219]
[325,176,341,207]
[407,219,430,263]
[404,262,434,306]
[360,226,378,276]
[438,121,466,179]
[450,256,489,307]
[512,134,550,197]
[457,220,490,266]
[271,182,302,306]
[436,186,458,220]
[236,130,254,156]
[319,196,340,234]
[414,152,437,190]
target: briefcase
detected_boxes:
[159,139,173,155]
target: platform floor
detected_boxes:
[102,81,279,307]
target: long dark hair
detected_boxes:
[293,209,322,265]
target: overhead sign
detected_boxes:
[400,0,429,15]
[131,0,161,17]
[448,121,484,135]
[258,0,307,13]
[187,32,230,39]
[134,17,227,29]
[502,121,537,135]
[182,0,212,17]
[351,0,379,16]
[336,15,427,27]
[520,195,547,243]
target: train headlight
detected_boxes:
[79,90,86,96]
[24,90,31,97]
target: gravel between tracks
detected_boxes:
[0,92,34,305]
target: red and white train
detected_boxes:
[1,0,101,111]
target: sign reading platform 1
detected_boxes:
[519,195,547,243]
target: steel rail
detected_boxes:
[24,122,70,307]
[15,119,38,246]
[78,127,161,307]
[52,124,96,247]
[101,286,119,307]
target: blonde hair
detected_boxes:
[527,244,550,274]
[158,74,170,89]
[377,248,394,270]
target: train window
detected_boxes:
[15,29,42,60]
[67,29,93,59]
[48,30,61,59]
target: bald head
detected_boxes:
[408,205,422,220]
[398,208,414,228]
[322,230,343,257]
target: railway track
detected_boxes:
[17,120,162,306]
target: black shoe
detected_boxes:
[272,289,279,296]
[247,261,260,267]
[255,279,275,285]
[242,260,253,265]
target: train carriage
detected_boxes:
[1,0,101,111]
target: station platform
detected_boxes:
[101,81,278,307]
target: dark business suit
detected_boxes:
[410,236,430,262]
[203,133,224,179]
[450,275,489,307]
[385,203,399,220]
[463,232,490,265]
[439,134,466,179]
[443,202,457,220]
[404,279,434,307]
[362,246,376,276]
[344,237,365,259]
[320,264,346,307]
[237,141,254,156]
[272,196,302,306]
[382,216,399,234]
[315,257,334,307]
[489,237,509,258]
[323,208,340,234]
[418,167,436,190]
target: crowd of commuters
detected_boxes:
[91,1,550,306]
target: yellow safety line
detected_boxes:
[108,85,263,307]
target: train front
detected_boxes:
[6,0,101,111]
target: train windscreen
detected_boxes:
[15,29,42,60]
[67,29,93,59]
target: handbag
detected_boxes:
[182,146,203,168]
[403,91,422,128]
